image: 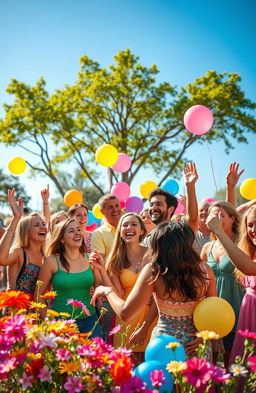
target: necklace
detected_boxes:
[129,248,143,273]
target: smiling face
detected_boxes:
[28,216,47,243]
[61,221,83,248]
[101,197,121,227]
[198,202,210,224]
[72,207,88,231]
[247,211,256,246]
[149,195,173,225]
[120,215,145,244]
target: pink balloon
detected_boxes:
[125,196,144,214]
[86,222,99,232]
[203,197,216,204]
[111,182,131,202]
[175,198,185,215]
[183,105,214,135]
[111,153,131,173]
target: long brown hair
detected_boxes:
[45,218,87,272]
[67,203,89,217]
[106,212,146,275]
[148,221,208,300]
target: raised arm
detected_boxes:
[207,214,256,275]
[226,162,244,207]
[183,162,199,232]
[91,263,154,322]
[0,189,23,266]
[41,185,50,226]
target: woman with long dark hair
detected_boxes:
[91,221,216,357]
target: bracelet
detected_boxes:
[104,288,113,296]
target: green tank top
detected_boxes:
[51,255,96,319]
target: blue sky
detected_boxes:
[0,0,255,211]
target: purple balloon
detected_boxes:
[111,182,131,202]
[125,196,144,213]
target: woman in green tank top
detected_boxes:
[36,218,101,337]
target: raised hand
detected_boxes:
[183,162,198,186]
[8,189,23,220]
[90,285,111,306]
[41,184,50,203]
[89,250,105,272]
[206,213,223,234]
[226,162,244,187]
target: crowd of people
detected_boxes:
[0,161,255,370]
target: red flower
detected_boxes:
[26,358,45,377]
[109,351,133,385]
[0,291,31,310]
[238,330,256,340]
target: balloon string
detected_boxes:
[203,136,218,195]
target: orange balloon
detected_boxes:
[64,190,83,207]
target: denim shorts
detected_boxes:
[76,313,102,338]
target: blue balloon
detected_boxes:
[162,179,179,195]
[133,360,173,392]
[145,335,186,366]
[87,210,96,226]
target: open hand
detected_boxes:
[183,162,198,186]
[8,189,23,220]
[226,162,244,187]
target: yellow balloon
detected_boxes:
[193,297,235,338]
[8,157,26,175]
[64,190,83,207]
[240,178,256,200]
[140,181,158,199]
[95,144,118,167]
[92,203,104,219]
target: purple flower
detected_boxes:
[38,365,52,382]
[64,376,83,393]
[211,365,231,383]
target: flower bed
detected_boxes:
[0,290,255,393]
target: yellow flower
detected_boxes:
[47,321,67,332]
[30,301,46,309]
[166,342,180,350]
[196,330,220,340]
[59,312,71,318]
[27,352,42,360]
[36,280,43,287]
[46,309,60,318]
[166,361,187,374]
[101,307,108,313]
[17,308,27,314]
[59,361,81,375]
[26,325,44,340]
[41,291,57,299]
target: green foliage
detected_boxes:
[0,50,255,197]
[214,186,247,206]
[0,169,31,207]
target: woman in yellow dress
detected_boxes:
[89,212,157,365]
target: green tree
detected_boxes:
[213,187,247,206]
[0,169,31,207]
[0,49,255,197]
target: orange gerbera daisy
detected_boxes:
[40,291,57,299]
[0,290,31,310]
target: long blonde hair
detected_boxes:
[13,213,43,249]
[45,218,87,272]
[236,207,256,282]
[106,212,146,275]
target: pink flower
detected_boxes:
[82,305,90,316]
[109,324,122,336]
[150,369,167,388]
[56,348,72,361]
[248,355,256,372]
[67,299,84,308]
[64,376,83,393]
[119,375,152,392]
[182,357,212,388]
[19,373,33,389]
[0,357,17,374]
[38,365,52,382]
[211,365,231,383]
[238,329,256,340]
[3,314,26,341]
